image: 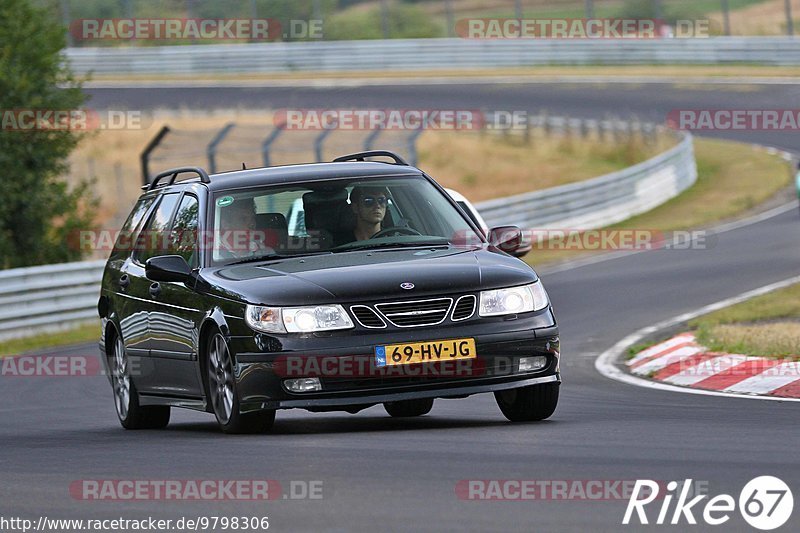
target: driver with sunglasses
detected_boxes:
[348,185,390,241]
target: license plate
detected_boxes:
[374,338,476,367]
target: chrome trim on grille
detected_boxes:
[350,305,387,329]
[375,297,453,328]
[451,295,476,322]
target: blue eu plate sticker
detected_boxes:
[375,346,387,367]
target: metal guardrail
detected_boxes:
[65,37,800,75]
[0,129,696,342]
[476,132,697,230]
[0,260,106,342]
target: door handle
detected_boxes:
[149,282,161,298]
[118,274,130,290]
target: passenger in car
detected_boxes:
[348,185,390,241]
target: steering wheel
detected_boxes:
[371,226,422,239]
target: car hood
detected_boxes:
[204,246,538,306]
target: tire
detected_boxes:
[110,332,170,430]
[384,398,434,418]
[495,382,559,422]
[206,330,275,434]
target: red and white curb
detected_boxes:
[627,333,800,398]
[595,274,800,403]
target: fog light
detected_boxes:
[518,356,547,372]
[284,377,322,393]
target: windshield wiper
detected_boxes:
[227,251,331,265]
[331,239,450,253]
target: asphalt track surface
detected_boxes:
[1,81,799,532]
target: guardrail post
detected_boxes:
[261,124,285,167]
[444,0,455,37]
[721,0,731,35]
[364,126,383,151]
[407,127,425,167]
[140,126,170,186]
[584,0,594,19]
[206,122,235,174]
[314,126,337,162]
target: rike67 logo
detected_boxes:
[624,477,793,530]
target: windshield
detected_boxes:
[210,176,483,266]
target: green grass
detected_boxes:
[526,137,792,267]
[0,322,100,357]
[627,340,659,360]
[689,283,800,359]
[418,127,673,203]
[689,284,800,327]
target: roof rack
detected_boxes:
[145,166,211,191]
[332,150,409,166]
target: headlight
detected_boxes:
[479,282,549,317]
[245,304,354,333]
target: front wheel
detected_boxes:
[495,382,559,422]
[110,332,170,429]
[206,331,275,434]
[384,398,434,418]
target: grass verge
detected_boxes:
[525,137,792,267]
[418,130,670,202]
[0,322,100,357]
[688,283,800,359]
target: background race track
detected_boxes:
[1,81,799,532]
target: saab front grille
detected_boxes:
[451,295,476,321]
[350,305,387,329]
[375,298,453,328]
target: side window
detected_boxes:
[169,194,200,268]
[111,196,156,259]
[134,193,180,265]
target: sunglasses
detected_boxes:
[360,195,388,208]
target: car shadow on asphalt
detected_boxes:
[162,415,559,436]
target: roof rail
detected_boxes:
[332,150,409,166]
[145,166,211,191]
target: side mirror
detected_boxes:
[489,226,531,258]
[145,255,193,283]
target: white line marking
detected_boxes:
[594,274,800,402]
[627,333,695,366]
[631,346,705,375]
[662,355,755,386]
[725,363,800,394]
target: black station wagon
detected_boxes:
[98,151,560,433]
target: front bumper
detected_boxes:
[228,310,560,412]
